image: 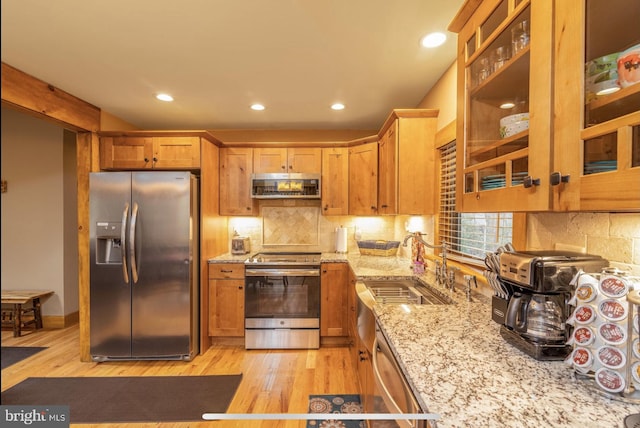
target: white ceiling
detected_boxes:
[1,0,464,131]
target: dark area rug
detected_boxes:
[1,347,47,370]
[307,394,364,428]
[0,375,242,423]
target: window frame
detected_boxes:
[434,120,527,267]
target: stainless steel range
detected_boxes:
[244,252,321,349]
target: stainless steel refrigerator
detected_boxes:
[89,171,199,361]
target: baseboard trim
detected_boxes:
[43,311,79,329]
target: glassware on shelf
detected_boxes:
[492,45,511,73]
[477,57,491,85]
[511,19,530,55]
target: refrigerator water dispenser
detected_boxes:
[96,222,122,264]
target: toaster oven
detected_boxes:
[231,236,250,255]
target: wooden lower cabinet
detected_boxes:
[208,263,245,337]
[358,339,374,415]
[320,262,349,337]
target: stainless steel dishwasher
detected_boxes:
[372,321,428,428]
[356,281,430,428]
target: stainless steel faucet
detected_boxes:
[403,233,450,288]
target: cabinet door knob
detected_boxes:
[550,172,570,186]
[238,286,243,290]
[153,157,158,162]
[523,176,540,188]
[144,157,149,163]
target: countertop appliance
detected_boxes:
[250,173,320,199]
[89,171,199,361]
[496,250,608,360]
[231,236,250,255]
[244,252,321,349]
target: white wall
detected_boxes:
[1,106,78,317]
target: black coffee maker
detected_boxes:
[494,250,608,360]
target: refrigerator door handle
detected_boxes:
[130,202,140,284]
[121,203,130,283]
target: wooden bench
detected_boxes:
[1,290,54,337]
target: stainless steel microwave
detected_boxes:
[250,173,321,199]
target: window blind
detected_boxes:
[438,141,513,262]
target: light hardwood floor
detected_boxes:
[1,326,360,428]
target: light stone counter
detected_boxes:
[374,303,638,427]
[208,253,252,263]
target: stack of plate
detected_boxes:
[584,160,617,175]
[481,172,528,190]
[499,113,530,138]
[511,171,528,185]
[585,52,620,102]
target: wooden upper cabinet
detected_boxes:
[374,109,439,215]
[100,136,153,170]
[253,147,321,173]
[100,136,201,170]
[395,112,438,215]
[377,124,397,215]
[253,148,287,172]
[451,0,553,212]
[321,147,349,215]
[152,137,201,169]
[554,0,640,211]
[451,0,639,212]
[349,141,378,215]
[219,147,255,216]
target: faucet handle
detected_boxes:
[464,274,478,288]
[464,274,477,301]
[447,266,459,291]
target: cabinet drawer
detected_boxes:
[209,263,245,279]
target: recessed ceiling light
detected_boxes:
[251,104,265,111]
[500,102,516,109]
[156,93,174,102]
[331,103,345,110]
[421,32,447,48]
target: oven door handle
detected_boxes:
[245,268,320,277]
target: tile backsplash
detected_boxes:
[527,212,640,275]
[262,206,319,246]
[228,201,639,276]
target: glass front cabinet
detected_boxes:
[450,0,639,212]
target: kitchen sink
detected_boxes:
[362,279,453,305]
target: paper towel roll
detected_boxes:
[336,226,348,253]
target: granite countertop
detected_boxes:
[208,252,639,426]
